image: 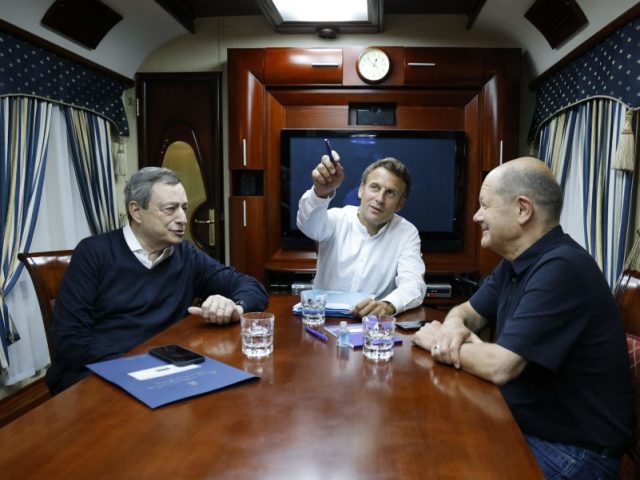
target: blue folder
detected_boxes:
[87,353,258,409]
[292,290,374,318]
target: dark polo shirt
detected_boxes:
[470,226,632,452]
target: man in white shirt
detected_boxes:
[297,152,426,316]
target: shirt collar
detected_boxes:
[123,223,174,268]
[354,209,394,238]
[509,225,564,277]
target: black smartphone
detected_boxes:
[396,319,428,331]
[148,344,205,367]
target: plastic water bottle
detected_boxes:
[337,320,350,347]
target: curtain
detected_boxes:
[0,97,51,371]
[3,107,91,385]
[64,108,119,235]
[537,99,634,288]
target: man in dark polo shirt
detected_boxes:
[413,157,632,479]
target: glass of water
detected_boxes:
[300,290,327,327]
[241,312,274,359]
[362,315,396,361]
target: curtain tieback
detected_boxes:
[612,109,636,172]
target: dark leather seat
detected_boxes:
[17,250,73,360]
[614,269,640,479]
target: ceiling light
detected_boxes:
[256,0,383,36]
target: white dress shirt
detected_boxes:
[296,188,426,314]
[122,224,174,269]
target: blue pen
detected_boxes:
[304,325,329,342]
[323,138,335,163]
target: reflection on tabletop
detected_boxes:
[412,350,511,421]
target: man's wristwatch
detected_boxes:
[382,301,396,315]
[234,299,247,312]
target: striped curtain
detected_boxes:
[64,108,119,234]
[0,97,52,370]
[537,99,634,288]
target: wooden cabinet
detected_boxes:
[264,48,343,85]
[228,49,265,170]
[229,196,266,281]
[481,49,521,171]
[227,47,521,283]
[404,48,484,87]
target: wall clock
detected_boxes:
[356,47,391,84]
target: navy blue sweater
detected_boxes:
[46,229,268,393]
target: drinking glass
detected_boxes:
[241,312,274,359]
[362,315,396,361]
[300,290,327,327]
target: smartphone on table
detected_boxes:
[148,344,205,367]
[396,319,429,331]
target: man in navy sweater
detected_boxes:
[46,167,268,394]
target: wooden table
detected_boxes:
[0,294,542,479]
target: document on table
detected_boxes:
[292,290,373,318]
[324,324,404,349]
[87,353,258,409]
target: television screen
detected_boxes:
[280,129,466,251]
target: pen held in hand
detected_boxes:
[304,325,329,343]
[323,138,335,163]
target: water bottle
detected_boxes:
[337,320,350,347]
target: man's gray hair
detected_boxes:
[124,167,181,221]
[495,164,563,224]
[361,157,412,199]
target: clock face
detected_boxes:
[357,48,391,83]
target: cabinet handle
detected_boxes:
[407,62,436,67]
[499,140,504,165]
[242,138,247,167]
[242,200,247,227]
[311,63,339,68]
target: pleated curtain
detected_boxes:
[0,97,51,371]
[64,108,119,234]
[537,99,634,288]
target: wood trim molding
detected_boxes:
[530,3,640,90]
[0,377,50,428]
[0,18,134,87]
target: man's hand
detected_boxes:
[412,320,443,352]
[188,295,243,325]
[312,151,345,198]
[351,298,395,318]
[413,316,478,369]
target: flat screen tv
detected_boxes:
[280,129,467,251]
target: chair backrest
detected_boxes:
[615,269,640,479]
[615,269,640,336]
[17,250,73,360]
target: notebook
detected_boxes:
[323,323,403,349]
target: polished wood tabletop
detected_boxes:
[0,294,542,479]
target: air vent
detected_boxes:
[41,0,123,50]
[524,0,588,49]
